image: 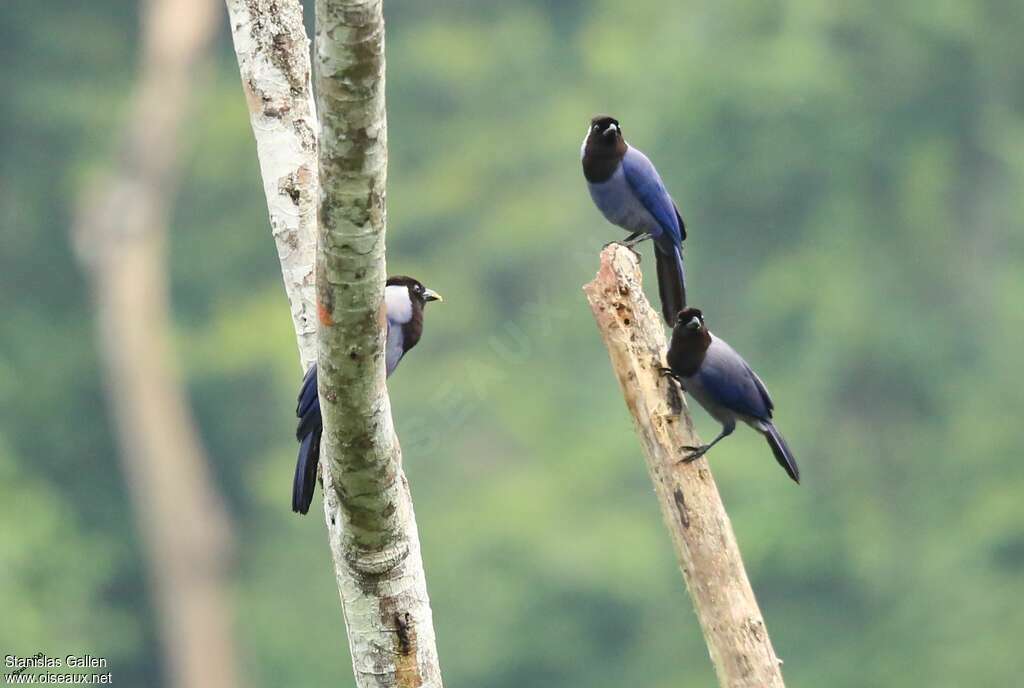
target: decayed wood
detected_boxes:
[583,244,786,688]
[72,0,240,686]
[225,0,319,370]
[314,0,444,686]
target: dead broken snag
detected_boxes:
[583,244,786,688]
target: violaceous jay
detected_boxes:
[582,114,687,324]
[292,275,442,514]
[663,308,800,483]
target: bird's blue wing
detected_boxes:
[672,201,687,242]
[296,363,321,440]
[296,363,318,416]
[621,147,684,245]
[697,339,774,421]
[743,362,774,416]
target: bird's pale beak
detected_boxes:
[686,316,701,330]
[603,123,619,137]
[423,288,443,303]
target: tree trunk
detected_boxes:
[227,0,445,685]
[583,244,786,688]
[224,0,319,370]
[315,1,443,686]
[71,0,240,686]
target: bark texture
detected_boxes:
[72,0,240,687]
[226,0,443,684]
[315,2,444,683]
[225,0,320,370]
[316,1,443,686]
[583,245,786,688]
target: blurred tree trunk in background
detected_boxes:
[71,0,240,687]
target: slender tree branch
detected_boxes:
[225,0,319,370]
[72,0,239,686]
[584,244,786,688]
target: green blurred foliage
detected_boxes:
[2,0,1023,685]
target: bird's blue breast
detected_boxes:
[587,165,665,238]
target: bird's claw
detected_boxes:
[659,367,682,384]
[679,445,709,463]
[621,231,651,248]
[602,240,643,259]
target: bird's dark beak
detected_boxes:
[423,288,443,303]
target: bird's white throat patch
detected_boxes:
[385,284,413,324]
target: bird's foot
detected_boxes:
[621,231,652,248]
[679,444,710,463]
[620,242,644,260]
[602,240,643,259]
[658,366,680,381]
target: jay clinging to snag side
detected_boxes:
[663,308,800,483]
[582,114,687,324]
[292,275,442,514]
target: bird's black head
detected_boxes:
[589,115,622,141]
[386,275,443,308]
[384,275,442,353]
[675,307,705,333]
[666,307,711,377]
[582,114,627,183]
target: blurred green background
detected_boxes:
[3,0,1024,686]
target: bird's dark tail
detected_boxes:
[292,430,320,514]
[655,243,686,325]
[763,422,800,484]
[293,364,323,514]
